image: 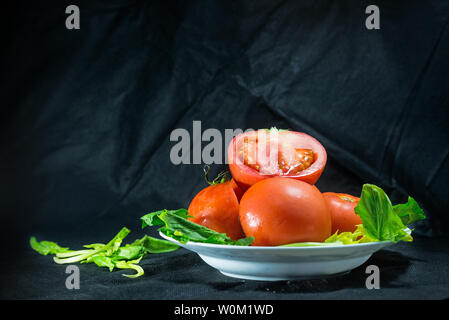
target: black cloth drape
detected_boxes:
[1,0,448,299]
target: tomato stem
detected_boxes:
[203,165,231,185]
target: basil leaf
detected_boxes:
[354,184,411,242]
[393,196,426,225]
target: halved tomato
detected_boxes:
[322,192,362,233]
[228,129,327,190]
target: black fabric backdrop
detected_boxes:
[1,0,449,299]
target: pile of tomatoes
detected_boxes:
[188,129,362,246]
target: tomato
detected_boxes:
[322,192,362,233]
[228,129,327,190]
[239,177,331,246]
[188,178,245,240]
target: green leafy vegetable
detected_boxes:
[131,235,180,254]
[280,242,343,247]
[92,256,116,272]
[141,209,254,246]
[280,225,376,247]
[141,209,191,228]
[51,227,131,264]
[114,245,145,260]
[324,224,378,244]
[29,237,72,255]
[30,227,179,278]
[90,255,144,278]
[115,258,144,278]
[393,196,426,225]
[354,184,412,242]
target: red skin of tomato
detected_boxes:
[188,179,245,240]
[239,177,332,246]
[322,192,362,233]
[228,130,327,190]
[230,178,245,201]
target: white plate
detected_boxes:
[159,232,393,281]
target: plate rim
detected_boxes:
[158,231,392,251]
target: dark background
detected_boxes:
[1,0,448,299]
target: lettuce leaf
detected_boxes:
[325,224,378,244]
[281,225,377,247]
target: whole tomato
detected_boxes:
[322,192,362,233]
[239,177,331,246]
[188,169,245,240]
[228,129,327,190]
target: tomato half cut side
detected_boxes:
[228,129,327,190]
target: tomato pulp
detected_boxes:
[188,179,245,240]
[228,129,327,190]
[239,177,332,246]
[322,192,362,233]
